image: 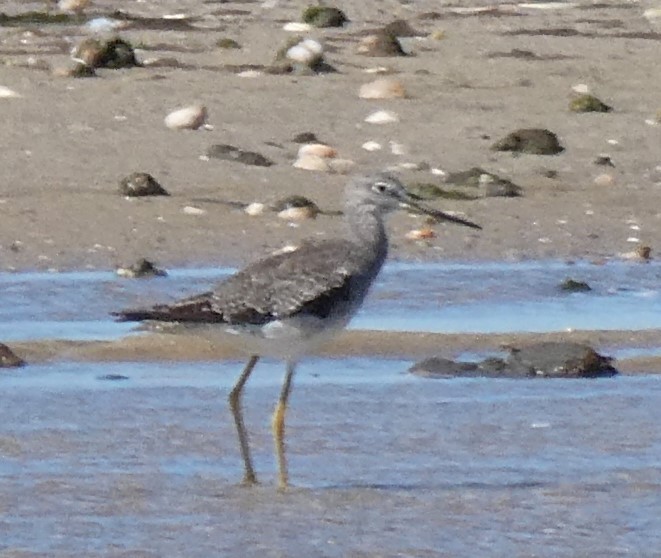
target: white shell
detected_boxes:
[359,78,407,100]
[244,202,266,216]
[58,0,89,12]
[362,141,382,152]
[283,22,313,32]
[297,143,337,159]
[593,173,615,186]
[0,86,21,98]
[364,110,399,124]
[182,206,206,215]
[286,39,323,65]
[164,105,207,130]
[293,154,330,172]
[571,83,590,94]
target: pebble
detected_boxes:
[365,110,399,124]
[571,83,590,94]
[358,78,407,100]
[286,39,323,65]
[164,105,207,130]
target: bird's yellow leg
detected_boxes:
[228,355,259,485]
[272,361,295,490]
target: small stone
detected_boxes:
[569,94,611,113]
[119,172,169,197]
[571,83,591,94]
[97,374,129,381]
[491,128,564,155]
[0,343,25,368]
[292,131,319,143]
[182,206,206,215]
[594,155,614,167]
[383,19,422,37]
[72,37,137,69]
[365,110,399,124]
[273,196,320,220]
[356,31,406,57]
[165,105,207,130]
[359,77,407,100]
[207,144,274,167]
[216,38,241,49]
[302,6,348,28]
[559,278,591,292]
[116,258,167,278]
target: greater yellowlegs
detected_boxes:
[114,171,481,489]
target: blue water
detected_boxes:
[0,260,659,341]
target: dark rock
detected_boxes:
[559,278,592,292]
[383,19,422,37]
[569,94,611,113]
[0,11,73,26]
[594,155,614,167]
[492,128,564,155]
[409,342,617,379]
[119,172,169,197]
[357,30,406,57]
[302,6,348,28]
[98,374,130,381]
[207,144,274,167]
[444,167,523,197]
[292,132,319,143]
[216,37,241,49]
[0,343,25,368]
[68,61,96,78]
[117,258,167,279]
[73,37,138,69]
[272,195,320,214]
[507,342,617,378]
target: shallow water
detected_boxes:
[1,358,660,556]
[1,260,660,341]
[1,262,661,556]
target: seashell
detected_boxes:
[283,22,313,32]
[297,143,337,159]
[362,141,382,152]
[0,86,20,99]
[364,66,392,74]
[238,70,263,78]
[58,0,90,13]
[165,105,207,130]
[571,83,590,94]
[244,202,266,216]
[364,110,399,124]
[359,78,407,100]
[405,227,436,240]
[593,173,614,187]
[286,39,323,65]
[182,206,206,215]
[293,154,330,172]
[328,158,356,175]
[278,207,317,221]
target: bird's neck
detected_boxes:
[346,205,389,264]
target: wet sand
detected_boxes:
[9,327,661,374]
[1,0,661,270]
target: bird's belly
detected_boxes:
[225,312,352,360]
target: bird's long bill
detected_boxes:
[403,198,482,230]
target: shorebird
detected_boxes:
[113,171,481,489]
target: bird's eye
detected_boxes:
[372,182,388,193]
